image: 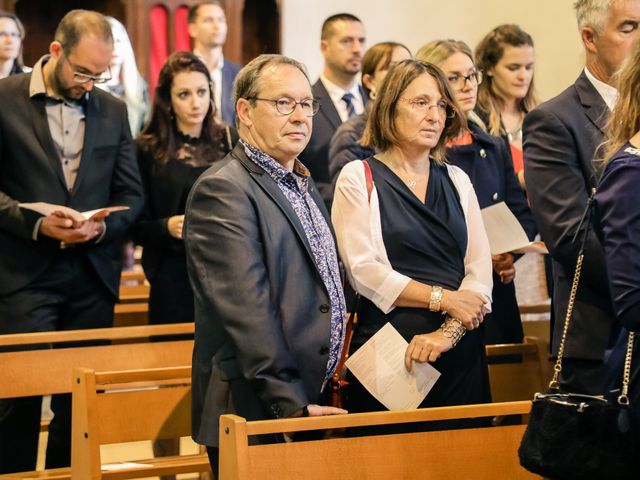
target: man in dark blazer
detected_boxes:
[0,10,142,473]
[298,13,366,207]
[523,0,640,395]
[188,1,242,125]
[184,54,347,478]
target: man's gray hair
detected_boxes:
[574,0,614,32]
[232,54,310,127]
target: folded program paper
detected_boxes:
[481,202,548,255]
[345,322,440,411]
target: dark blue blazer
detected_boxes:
[447,121,536,343]
[299,79,366,207]
[524,71,616,360]
[220,60,242,125]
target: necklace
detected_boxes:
[507,124,523,143]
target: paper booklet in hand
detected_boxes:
[345,322,440,411]
[480,202,548,255]
[19,202,129,224]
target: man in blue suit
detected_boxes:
[524,0,640,395]
[298,13,367,208]
[188,1,241,125]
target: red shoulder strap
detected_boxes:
[362,160,373,201]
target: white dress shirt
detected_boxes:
[584,67,618,111]
[332,159,493,314]
[320,75,365,122]
[194,49,224,121]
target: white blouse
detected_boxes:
[332,159,493,314]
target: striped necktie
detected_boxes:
[342,92,356,118]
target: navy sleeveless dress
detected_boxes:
[346,157,491,433]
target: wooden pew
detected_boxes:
[0,324,194,480]
[219,401,539,480]
[69,366,210,479]
[0,323,194,399]
[485,336,552,402]
[113,302,149,327]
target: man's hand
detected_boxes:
[307,404,347,416]
[167,215,185,240]
[39,213,105,244]
[492,253,516,284]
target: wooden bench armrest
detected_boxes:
[223,400,531,436]
[0,323,193,347]
[0,454,211,480]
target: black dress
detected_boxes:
[133,128,237,325]
[345,157,491,434]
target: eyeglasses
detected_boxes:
[62,55,112,85]
[0,31,20,40]
[398,97,455,119]
[248,96,320,117]
[447,70,483,89]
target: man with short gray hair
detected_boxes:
[185,54,346,477]
[524,0,640,394]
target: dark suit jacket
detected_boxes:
[523,71,615,360]
[220,61,241,126]
[185,143,334,447]
[448,121,536,344]
[299,79,366,207]
[0,72,143,298]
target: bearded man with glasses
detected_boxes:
[0,10,142,474]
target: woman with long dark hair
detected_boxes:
[133,51,236,327]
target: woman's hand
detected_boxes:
[441,289,485,330]
[492,253,516,284]
[167,215,185,239]
[405,330,453,372]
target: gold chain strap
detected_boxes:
[619,332,635,405]
[548,252,635,406]
[549,253,584,389]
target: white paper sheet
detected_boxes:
[345,322,440,411]
[19,202,129,222]
[480,202,548,255]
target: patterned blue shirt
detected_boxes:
[241,140,346,381]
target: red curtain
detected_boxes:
[174,6,191,52]
[149,5,169,95]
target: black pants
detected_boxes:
[558,358,605,396]
[0,253,114,473]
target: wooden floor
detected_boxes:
[36,432,202,479]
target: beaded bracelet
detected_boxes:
[439,317,466,347]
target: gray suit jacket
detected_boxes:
[523,71,616,360]
[0,72,143,298]
[185,143,334,447]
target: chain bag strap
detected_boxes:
[519,190,639,480]
[547,192,635,400]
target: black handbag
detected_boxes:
[518,195,639,479]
